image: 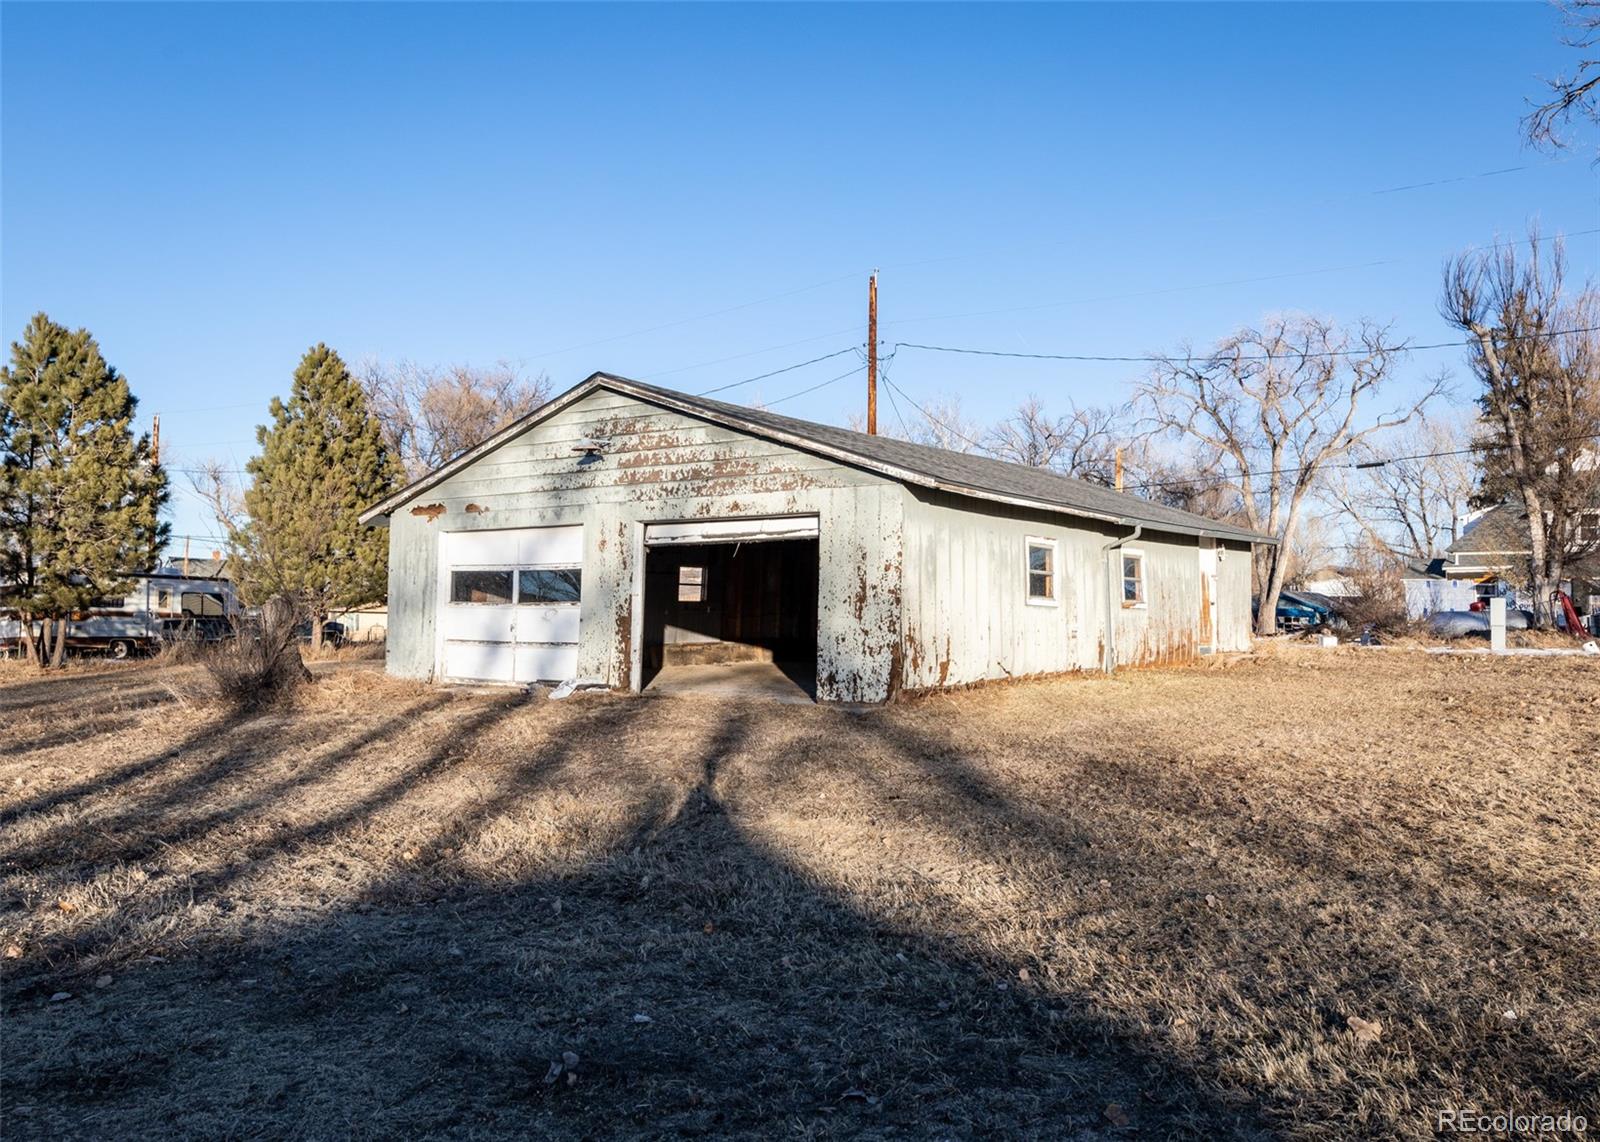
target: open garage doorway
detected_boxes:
[641,518,819,702]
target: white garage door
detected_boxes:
[438,527,583,684]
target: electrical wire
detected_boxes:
[694,347,859,396]
[881,376,913,440]
[879,157,1582,274]
[643,324,866,380]
[881,359,1600,494]
[1120,429,1600,493]
[892,323,1600,365]
[882,375,988,451]
[518,270,867,361]
[764,363,868,408]
[881,228,1600,330]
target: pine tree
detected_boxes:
[0,313,169,667]
[236,344,400,652]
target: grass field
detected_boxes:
[2,649,1596,1138]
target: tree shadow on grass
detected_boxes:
[2,697,1273,1140]
[831,710,1600,1134]
[0,692,458,877]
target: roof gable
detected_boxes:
[360,373,1271,544]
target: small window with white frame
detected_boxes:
[1122,550,1146,607]
[1025,537,1057,605]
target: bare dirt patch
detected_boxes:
[2,650,1596,1138]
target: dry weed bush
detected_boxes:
[197,594,310,712]
[1332,556,1410,633]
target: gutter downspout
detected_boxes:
[1101,524,1143,674]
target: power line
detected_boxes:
[878,157,1581,275]
[880,365,914,441]
[644,324,865,380]
[695,347,859,396]
[893,323,1600,365]
[1122,430,1600,493]
[882,375,988,451]
[521,270,866,361]
[884,361,1600,495]
[881,228,1600,330]
[764,363,867,408]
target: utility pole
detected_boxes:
[1114,447,1124,492]
[866,272,878,435]
[150,415,160,465]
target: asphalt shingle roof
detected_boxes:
[364,373,1272,545]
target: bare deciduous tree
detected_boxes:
[1138,315,1440,635]
[850,391,982,453]
[359,360,551,479]
[983,395,1132,484]
[1441,230,1600,625]
[1329,414,1478,563]
[1526,0,1600,149]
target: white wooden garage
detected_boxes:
[363,373,1267,702]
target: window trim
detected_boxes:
[1121,548,1147,609]
[1024,536,1059,608]
[447,567,516,607]
[447,564,583,607]
[677,564,707,605]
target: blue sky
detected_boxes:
[3,2,1596,547]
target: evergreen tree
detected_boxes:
[236,344,399,651]
[0,313,169,667]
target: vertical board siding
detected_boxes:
[900,488,1254,689]
[1215,540,1254,652]
[382,390,903,702]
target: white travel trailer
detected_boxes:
[0,570,240,659]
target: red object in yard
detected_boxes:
[1555,591,1588,640]
[1469,599,1488,612]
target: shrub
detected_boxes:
[1332,553,1410,634]
[199,593,310,712]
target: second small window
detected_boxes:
[1026,539,1055,604]
[1122,552,1145,606]
[518,568,582,604]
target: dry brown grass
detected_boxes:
[2,650,1596,1138]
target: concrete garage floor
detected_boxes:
[644,660,817,704]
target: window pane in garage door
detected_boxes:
[451,570,513,604]
[517,569,581,604]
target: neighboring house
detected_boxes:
[331,603,388,642]
[1401,502,1600,620]
[360,373,1271,703]
[1400,559,1480,620]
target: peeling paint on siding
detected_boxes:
[383,389,903,702]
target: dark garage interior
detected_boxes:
[642,538,819,698]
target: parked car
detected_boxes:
[296,619,346,648]
[1254,589,1342,631]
